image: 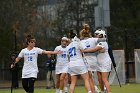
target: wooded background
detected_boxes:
[0,0,140,80]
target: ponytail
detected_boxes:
[69,29,76,39]
[83,24,89,31]
[80,24,92,39]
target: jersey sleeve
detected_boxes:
[18,49,24,58]
[97,42,105,48]
[36,48,44,54]
[54,46,59,52]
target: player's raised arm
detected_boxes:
[42,50,62,55]
[81,45,104,53]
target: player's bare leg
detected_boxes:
[88,71,95,93]
[101,72,111,93]
[59,73,67,93]
[97,72,104,92]
[64,74,68,93]
[69,75,77,93]
[56,74,60,93]
[81,73,92,93]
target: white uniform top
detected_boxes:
[54,45,69,67]
[97,42,112,65]
[81,37,98,48]
[81,37,98,71]
[81,37,98,56]
[67,41,85,67]
[18,47,43,78]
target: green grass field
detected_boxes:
[0,84,140,93]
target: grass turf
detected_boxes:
[0,84,140,93]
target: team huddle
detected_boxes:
[11,24,113,93]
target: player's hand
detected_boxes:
[80,49,85,53]
[99,48,105,53]
[11,64,15,68]
[10,62,16,68]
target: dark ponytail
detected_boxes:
[68,29,76,39]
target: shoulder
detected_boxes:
[98,42,108,47]
[81,38,88,42]
[56,45,61,49]
[55,45,62,50]
[33,47,44,52]
[68,42,74,45]
[90,37,98,41]
[85,38,97,43]
[72,41,78,46]
[80,39,84,42]
[21,48,27,52]
[34,47,39,49]
[18,48,26,56]
[34,47,42,50]
[98,42,105,45]
[67,42,76,47]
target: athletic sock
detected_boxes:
[104,86,107,91]
[64,86,68,93]
[59,90,63,93]
[95,85,101,93]
[56,89,60,93]
[88,91,92,93]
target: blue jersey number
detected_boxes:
[68,47,76,57]
[61,54,66,58]
[85,41,90,48]
[28,56,33,61]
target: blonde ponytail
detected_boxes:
[80,24,92,39]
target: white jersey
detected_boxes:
[81,37,98,49]
[81,37,98,56]
[81,38,98,71]
[97,42,111,64]
[54,45,69,67]
[96,42,112,72]
[67,41,85,67]
[18,47,43,78]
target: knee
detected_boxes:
[102,77,108,83]
[60,76,65,82]
[98,79,103,84]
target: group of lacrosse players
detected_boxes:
[11,24,113,93]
